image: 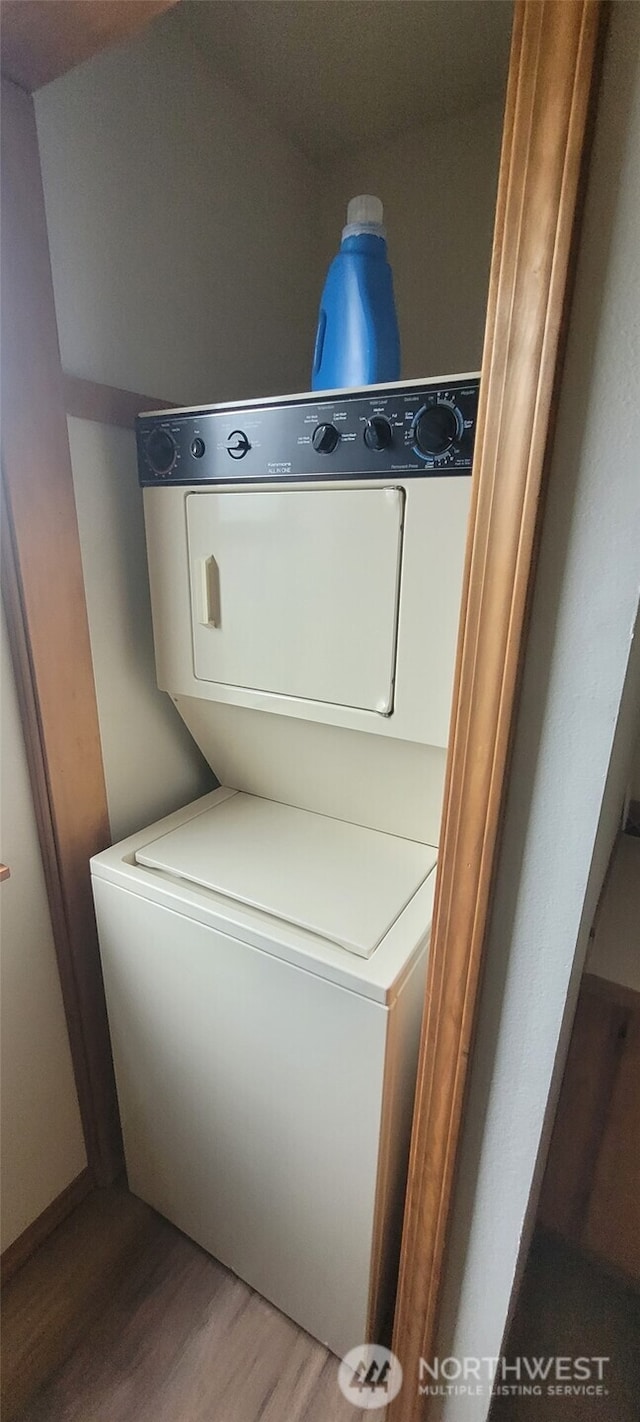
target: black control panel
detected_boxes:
[136,378,479,487]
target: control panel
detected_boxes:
[136,378,479,487]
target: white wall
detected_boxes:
[34,7,326,840]
[434,6,640,1415]
[34,9,504,847]
[321,100,504,380]
[35,8,323,407]
[21,36,503,1267]
[0,611,87,1251]
[67,417,212,841]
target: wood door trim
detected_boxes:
[63,375,174,430]
[0,1169,93,1286]
[390,3,605,1414]
[1,76,122,1185]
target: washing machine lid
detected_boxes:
[134,790,437,958]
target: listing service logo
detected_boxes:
[338,1345,404,1409]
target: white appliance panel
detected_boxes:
[135,790,436,957]
[92,380,478,1354]
[94,876,400,1356]
[141,372,480,419]
[144,475,470,755]
[186,487,404,713]
[175,697,447,842]
[91,788,436,1003]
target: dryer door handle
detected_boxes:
[200,555,221,628]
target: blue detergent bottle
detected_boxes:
[311,195,401,390]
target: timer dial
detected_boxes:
[413,402,461,458]
[146,427,177,476]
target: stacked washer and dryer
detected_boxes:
[91,374,479,1356]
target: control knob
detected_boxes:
[227,430,251,459]
[413,402,461,458]
[146,427,177,476]
[364,416,393,451]
[312,422,341,454]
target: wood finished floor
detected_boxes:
[490,1231,640,1421]
[2,1186,384,1422]
[3,1190,638,1422]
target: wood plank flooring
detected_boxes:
[4,1189,638,1422]
[2,1187,155,1419]
[2,1186,384,1422]
[490,1231,640,1421]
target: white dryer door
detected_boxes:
[186,487,404,714]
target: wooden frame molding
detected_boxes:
[1,76,122,1185]
[390,3,604,1415]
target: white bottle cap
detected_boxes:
[347,195,383,227]
[343,194,386,239]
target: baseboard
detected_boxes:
[1,1167,93,1285]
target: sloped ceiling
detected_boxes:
[183,0,513,163]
